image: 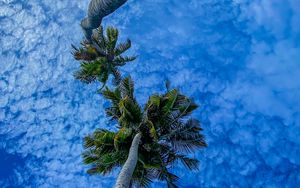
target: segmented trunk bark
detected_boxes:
[115,133,142,188]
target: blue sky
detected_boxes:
[0,0,300,187]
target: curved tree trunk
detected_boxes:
[81,0,128,40]
[115,132,142,188]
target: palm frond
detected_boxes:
[146,120,158,141]
[163,119,207,153]
[101,87,122,119]
[112,67,122,85]
[167,182,179,188]
[120,76,135,99]
[113,55,137,66]
[106,27,119,52]
[149,167,179,186]
[115,39,132,56]
[83,129,118,168]
[98,68,109,83]
[83,135,96,149]
[147,95,161,108]
[86,150,127,175]
[118,96,142,128]
[101,87,121,103]
[92,26,107,54]
[74,69,97,84]
[74,58,108,84]
[176,154,199,170]
[114,128,132,150]
[165,79,171,91]
[72,43,98,61]
[83,129,116,149]
[174,94,198,116]
[82,150,98,164]
[162,89,178,116]
[106,106,122,120]
[131,163,154,187]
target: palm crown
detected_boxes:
[82,77,207,187]
[72,26,136,88]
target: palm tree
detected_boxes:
[72,26,136,89]
[82,77,207,187]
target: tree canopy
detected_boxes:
[73,26,136,89]
[82,77,207,187]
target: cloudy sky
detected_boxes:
[1,0,300,187]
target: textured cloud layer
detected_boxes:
[1,0,299,187]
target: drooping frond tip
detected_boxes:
[165,79,171,91]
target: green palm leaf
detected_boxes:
[131,163,154,187]
[86,151,126,175]
[101,87,121,103]
[162,89,178,116]
[106,27,119,52]
[114,128,132,150]
[115,39,132,56]
[118,96,142,127]
[164,119,207,153]
[176,154,200,170]
[120,76,135,99]
[113,55,137,66]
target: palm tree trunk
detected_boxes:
[81,0,128,40]
[115,132,142,188]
